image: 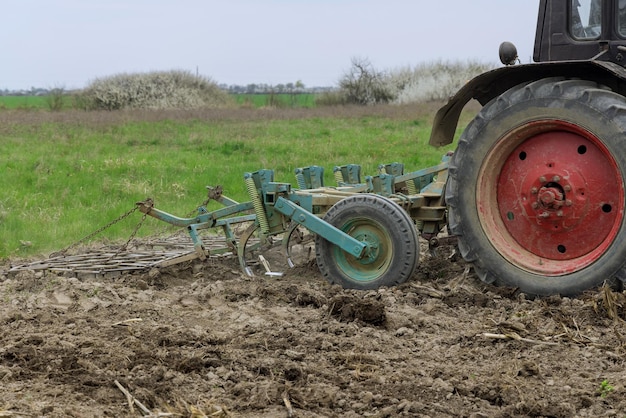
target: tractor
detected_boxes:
[430,0,626,295]
[63,0,626,298]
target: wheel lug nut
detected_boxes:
[531,187,538,194]
[552,175,560,182]
[531,202,539,209]
[539,176,547,183]
[557,210,564,217]
[565,199,573,207]
[538,212,550,218]
[563,185,571,192]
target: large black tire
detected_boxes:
[315,194,419,290]
[447,77,626,296]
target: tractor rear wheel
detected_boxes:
[315,194,419,290]
[447,78,626,296]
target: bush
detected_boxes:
[45,87,66,111]
[390,60,496,103]
[336,58,496,105]
[79,70,232,110]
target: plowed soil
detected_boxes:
[1,242,626,417]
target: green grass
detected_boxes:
[0,103,466,259]
[0,95,76,110]
[0,96,49,110]
[232,93,317,108]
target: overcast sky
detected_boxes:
[3,1,539,90]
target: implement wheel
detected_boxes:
[447,78,626,296]
[315,194,419,290]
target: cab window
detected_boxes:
[570,0,601,39]
[619,0,626,37]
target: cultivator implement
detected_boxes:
[133,156,452,289]
[11,157,452,285]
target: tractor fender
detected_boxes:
[429,60,626,147]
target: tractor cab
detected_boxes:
[430,0,626,149]
[534,0,626,64]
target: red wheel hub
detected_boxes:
[478,121,624,275]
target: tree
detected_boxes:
[339,57,393,105]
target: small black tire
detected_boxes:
[315,194,419,290]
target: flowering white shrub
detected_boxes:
[80,70,231,110]
[388,60,496,104]
[335,59,496,105]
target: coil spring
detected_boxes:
[407,179,418,195]
[333,169,344,185]
[295,169,307,189]
[245,175,270,234]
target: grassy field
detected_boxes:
[0,95,50,110]
[0,102,472,259]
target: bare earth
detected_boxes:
[1,241,625,418]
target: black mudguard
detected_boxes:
[429,60,626,147]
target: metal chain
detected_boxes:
[51,188,218,260]
[184,196,212,218]
[50,205,140,258]
[103,210,149,262]
[182,186,223,218]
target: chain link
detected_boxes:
[182,186,222,218]
[50,188,220,260]
[103,210,149,262]
[183,196,212,218]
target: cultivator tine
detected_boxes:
[258,255,283,276]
